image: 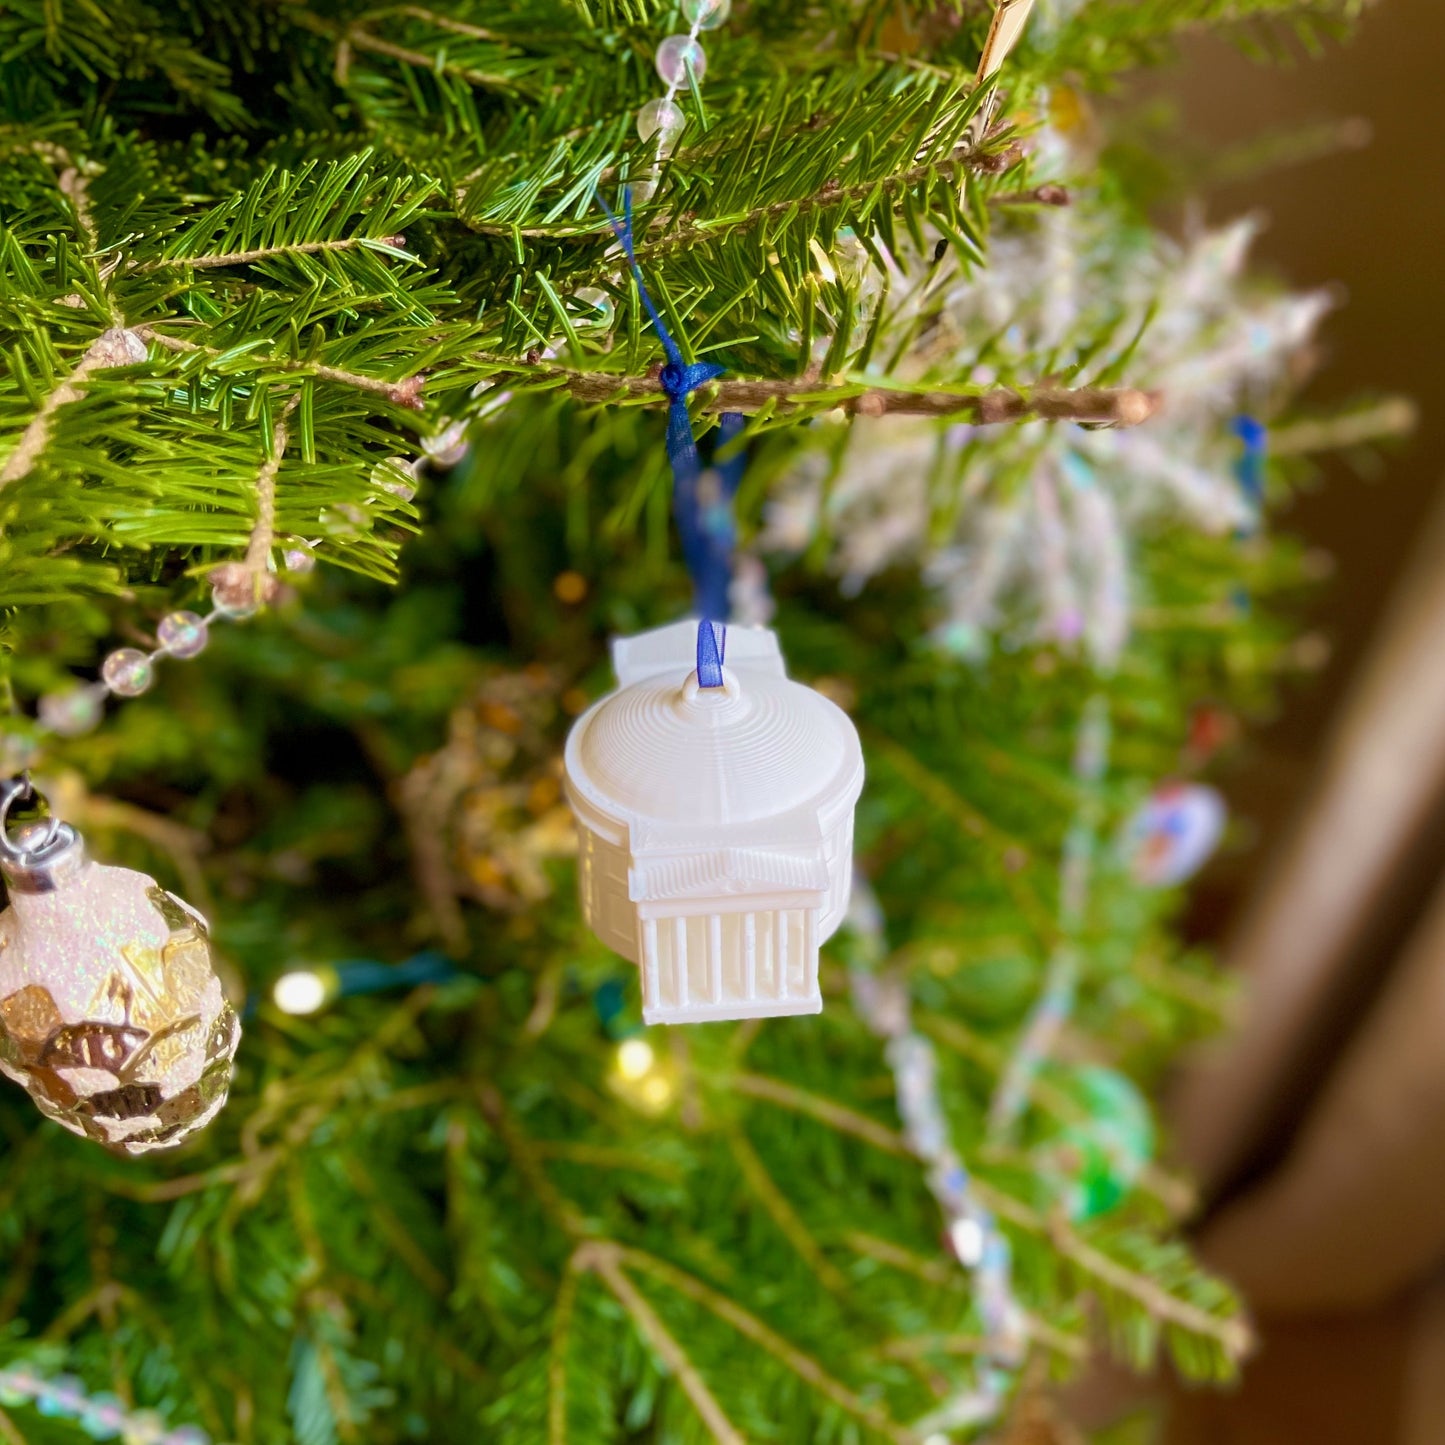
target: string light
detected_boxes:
[272,968,332,1015]
[609,1037,676,1115]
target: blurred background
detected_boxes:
[1081,2,1445,1438]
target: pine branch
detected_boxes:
[130,234,408,273]
[726,1127,851,1297]
[975,1185,1254,1363]
[497,362,1160,426]
[615,1246,920,1445]
[920,1011,1196,1217]
[548,1259,581,1445]
[577,1243,748,1445]
[0,328,142,491]
[628,140,1023,265]
[731,1074,910,1156]
[136,328,426,408]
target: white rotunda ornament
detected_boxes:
[564,621,865,1025]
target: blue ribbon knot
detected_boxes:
[600,188,744,689]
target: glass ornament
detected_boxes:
[655,34,707,85]
[1045,1065,1155,1221]
[283,544,317,574]
[1120,781,1226,887]
[682,0,730,28]
[156,610,209,660]
[0,780,241,1154]
[101,647,153,698]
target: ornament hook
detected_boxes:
[0,776,75,887]
[0,776,59,861]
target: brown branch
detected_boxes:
[548,1257,582,1445]
[1268,396,1418,456]
[500,362,1158,427]
[727,1126,851,1296]
[136,327,425,408]
[617,1246,920,1445]
[283,6,516,89]
[731,1072,911,1155]
[844,1230,955,1286]
[578,1243,748,1445]
[132,234,407,273]
[463,174,1065,245]
[919,1011,1196,1217]
[883,1326,1085,1364]
[531,1140,684,1181]
[247,393,298,571]
[628,143,1016,263]
[476,1083,591,1242]
[388,4,502,40]
[0,329,144,491]
[973,1182,1254,1362]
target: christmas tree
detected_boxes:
[0,1,1385,1440]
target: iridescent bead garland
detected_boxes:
[27,573,292,748]
[987,694,1109,1138]
[0,1366,212,1445]
[847,879,1027,1435]
[633,0,731,199]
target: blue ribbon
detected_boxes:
[1231,414,1267,529]
[600,188,744,688]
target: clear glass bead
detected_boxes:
[0,730,39,773]
[157,610,209,659]
[655,35,707,86]
[120,1410,164,1445]
[167,1428,212,1445]
[101,647,154,698]
[78,1390,125,1440]
[629,177,658,204]
[371,456,418,502]
[637,97,686,151]
[573,287,615,328]
[283,544,317,574]
[210,583,258,618]
[209,562,273,616]
[682,0,730,28]
[38,685,104,737]
[319,503,366,542]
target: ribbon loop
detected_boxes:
[599,188,745,687]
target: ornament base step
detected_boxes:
[643,992,823,1027]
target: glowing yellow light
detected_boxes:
[641,1074,674,1110]
[616,1038,655,1081]
[273,970,328,1015]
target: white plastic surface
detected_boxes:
[564,620,864,1025]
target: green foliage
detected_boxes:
[0,0,1368,1442]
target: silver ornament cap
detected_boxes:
[0,780,240,1154]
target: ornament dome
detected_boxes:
[568,663,853,829]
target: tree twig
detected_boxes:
[494,361,1159,427]
[577,1243,748,1445]
[132,234,407,273]
[0,329,143,491]
[617,1245,920,1445]
[731,1072,911,1155]
[974,1183,1254,1362]
[727,1126,851,1296]
[136,328,426,409]
[548,1257,582,1445]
